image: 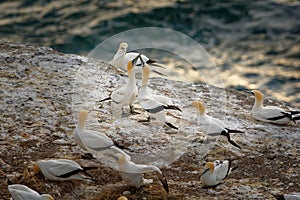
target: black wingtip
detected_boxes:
[165,122,178,130]
[227,129,244,133]
[163,105,182,112]
[229,139,242,149]
[99,96,111,102]
[223,132,242,149]
[163,179,169,193]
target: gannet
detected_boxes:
[251,90,300,124]
[8,184,54,200]
[74,110,117,151]
[34,159,96,181]
[138,60,181,129]
[190,101,243,149]
[272,193,300,200]
[200,160,236,187]
[100,54,140,114]
[111,146,169,193]
[110,42,165,75]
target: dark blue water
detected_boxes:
[0,0,299,106]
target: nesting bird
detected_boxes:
[190,100,243,149]
[110,42,165,75]
[200,160,236,187]
[251,90,300,124]
[8,184,54,200]
[34,159,96,181]
[272,193,300,200]
[101,54,140,114]
[138,60,181,129]
[74,110,116,152]
[111,146,169,193]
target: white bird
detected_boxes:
[8,184,54,200]
[111,146,169,193]
[110,42,165,76]
[190,101,243,149]
[138,61,181,129]
[200,160,236,187]
[74,110,118,152]
[251,90,300,124]
[272,193,300,200]
[101,54,140,114]
[34,159,96,181]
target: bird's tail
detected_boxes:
[291,110,300,123]
[81,167,98,181]
[147,60,166,69]
[221,131,242,149]
[292,116,300,122]
[290,110,300,115]
[152,69,167,77]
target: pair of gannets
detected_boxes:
[138,58,181,129]
[110,42,165,76]
[111,146,169,193]
[100,54,140,114]
[8,184,54,200]
[251,90,300,124]
[200,160,236,187]
[189,100,243,149]
[34,159,96,181]
[104,53,181,129]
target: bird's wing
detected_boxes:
[152,94,173,105]
[139,97,164,112]
[284,194,300,200]
[111,146,131,161]
[215,160,231,182]
[111,87,127,103]
[200,116,224,135]
[81,131,114,150]
[48,160,82,178]
[257,106,290,120]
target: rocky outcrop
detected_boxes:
[0,41,299,199]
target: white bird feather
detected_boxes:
[8,184,54,200]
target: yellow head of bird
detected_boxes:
[33,162,40,174]
[116,153,126,165]
[190,100,205,115]
[251,90,264,103]
[118,196,128,200]
[119,42,128,51]
[127,60,134,72]
[205,162,215,174]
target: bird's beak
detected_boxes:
[132,53,141,66]
[246,90,254,95]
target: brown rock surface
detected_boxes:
[0,41,299,199]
